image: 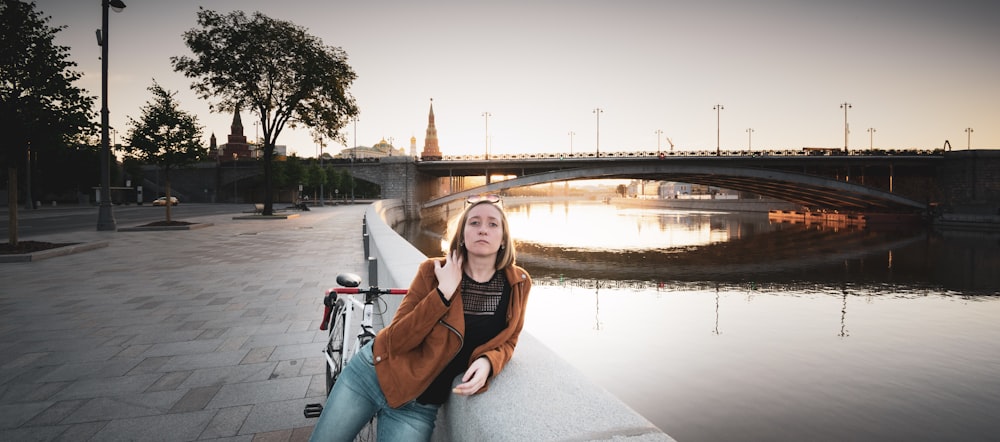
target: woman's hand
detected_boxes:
[434,250,463,301]
[452,357,491,396]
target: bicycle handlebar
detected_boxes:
[330,288,408,295]
[319,286,407,330]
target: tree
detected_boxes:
[1,0,96,246]
[172,8,358,215]
[125,81,206,222]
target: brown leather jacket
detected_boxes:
[372,258,532,408]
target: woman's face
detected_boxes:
[463,203,504,259]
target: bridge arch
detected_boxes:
[423,164,926,212]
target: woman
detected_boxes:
[310,195,532,441]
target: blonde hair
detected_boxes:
[447,200,516,270]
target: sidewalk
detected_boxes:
[0,205,368,441]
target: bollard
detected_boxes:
[368,257,378,287]
[362,218,370,260]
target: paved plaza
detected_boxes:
[0,205,369,441]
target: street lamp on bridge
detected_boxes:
[840,102,852,154]
[746,128,754,152]
[867,127,876,151]
[96,0,127,231]
[655,129,663,155]
[713,104,724,156]
[482,112,491,160]
[568,131,575,155]
[965,127,974,150]
[593,108,603,157]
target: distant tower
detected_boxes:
[231,111,243,138]
[210,133,218,156]
[420,98,442,160]
[220,108,251,159]
[410,135,417,157]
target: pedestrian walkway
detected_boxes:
[0,205,368,441]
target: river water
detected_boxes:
[399,199,1000,442]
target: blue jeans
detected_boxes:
[309,340,440,442]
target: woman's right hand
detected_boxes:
[434,250,463,301]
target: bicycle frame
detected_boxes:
[333,290,372,366]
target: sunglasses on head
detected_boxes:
[466,194,501,205]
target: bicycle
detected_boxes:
[303,273,407,430]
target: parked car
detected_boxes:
[153,196,179,206]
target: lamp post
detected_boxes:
[746,128,754,153]
[655,129,663,155]
[232,153,237,203]
[351,117,357,203]
[713,104,724,156]
[482,112,491,160]
[318,136,324,206]
[965,127,973,150]
[840,102,852,154]
[593,108,603,157]
[867,127,876,151]
[97,0,126,231]
[568,131,575,155]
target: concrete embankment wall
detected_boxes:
[364,200,674,441]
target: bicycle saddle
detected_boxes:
[336,273,363,288]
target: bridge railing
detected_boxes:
[431,148,943,161]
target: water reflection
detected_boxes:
[404,200,1000,292]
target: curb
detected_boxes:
[117,222,215,232]
[232,214,301,220]
[0,240,110,263]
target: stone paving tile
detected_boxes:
[0,380,70,403]
[141,338,228,358]
[61,389,187,423]
[145,370,194,392]
[89,409,216,442]
[199,404,253,439]
[48,368,151,398]
[0,401,52,429]
[171,385,223,413]
[35,357,145,383]
[0,424,70,442]
[237,397,318,436]
[0,206,367,441]
[53,421,106,442]
[159,350,252,372]
[23,398,88,426]
[240,346,276,365]
[205,376,311,410]
[180,362,277,389]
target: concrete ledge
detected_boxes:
[365,200,673,441]
[439,333,673,441]
[118,223,214,232]
[0,241,110,263]
[232,214,301,220]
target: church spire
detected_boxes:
[231,109,244,137]
[420,98,442,160]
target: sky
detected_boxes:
[32,0,1000,158]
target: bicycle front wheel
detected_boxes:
[325,298,346,394]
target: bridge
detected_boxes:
[158,148,998,221]
[344,148,966,217]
